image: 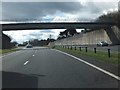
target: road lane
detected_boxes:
[1,47,119,88]
[2,49,35,71]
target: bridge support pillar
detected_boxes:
[105,27,120,45]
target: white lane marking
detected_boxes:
[24,61,29,65]
[54,49,120,81]
[33,54,35,56]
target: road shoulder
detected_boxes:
[54,48,119,77]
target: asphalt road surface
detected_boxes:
[0,47,119,88]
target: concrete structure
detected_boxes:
[1,22,119,46]
[0,32,11,49]
[49,26,120,46]
[0,32,2,49]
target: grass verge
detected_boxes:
[0,49,20,55]
[54,46,120,66]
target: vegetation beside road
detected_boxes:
[53,46,120,66]
[0,49,20,55]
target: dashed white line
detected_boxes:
[35,50,37,53]
[54,49,120,81]
[24,61,29,65]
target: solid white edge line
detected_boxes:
[54,49,120,81]
[24,61,29,65]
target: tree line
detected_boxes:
[96,11,119,28]
[18,38,55,46]
[1,33,18,49]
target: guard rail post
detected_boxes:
[108,49,111,58]
[85,47,87,52]
[75,46,76,50]
[94,48,96,53]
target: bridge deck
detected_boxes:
[1,22,116,31]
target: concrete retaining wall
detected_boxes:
[49,26,120,46]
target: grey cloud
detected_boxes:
[22,34,42,41]
[76,2,118,21]
[29,33,43,37]
[2,2,83,21]
[2,2,110,21]
[22,32,42,39]
[40,30,55,33]
[83,2,102,13]
[118,1,120,11]
[78,2,117,14]
[2,2,117,21]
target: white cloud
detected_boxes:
[3,30,40,43]
[3,29,65,44]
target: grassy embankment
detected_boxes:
[52,46,120,66]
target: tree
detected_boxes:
[25,38,55,46]
[22,41,28,46]
[10,41,18,48]
[95,11,120,28]
[2,33,11,49]
[57,28,77,40]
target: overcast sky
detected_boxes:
[1,0,119,44]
